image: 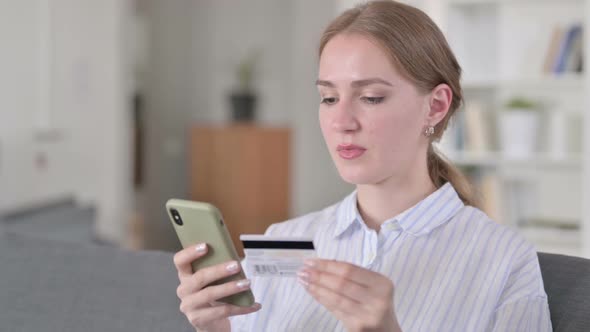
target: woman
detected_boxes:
[173,1,552,331]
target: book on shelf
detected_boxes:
[436,100,492,160]
[525,217,579,230]
[479,172,502,224]
[543,23,584,75]
[542,26,564,73]
[463,101,490,153]
[435,110,463,154]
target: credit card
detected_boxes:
[240,234,316,277]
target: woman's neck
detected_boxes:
[356,166,436,232]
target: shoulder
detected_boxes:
[264,200,341,237]
[446,206,546,297]
[450,205,537,266]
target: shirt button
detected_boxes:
[384,223,396,231]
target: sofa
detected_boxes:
[0,232,193,332]
[1,231,588,331]
[538,252,590,331]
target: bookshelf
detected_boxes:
[446,151,583,169]
[447,0,584,4]
[463,75,585,90]
[425,0,590,257]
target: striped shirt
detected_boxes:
[230,182,552,331]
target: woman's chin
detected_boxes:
[338,170,377,185]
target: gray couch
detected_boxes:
[0,232,193,332]
[1,232,589,331]
[539,253,590,331]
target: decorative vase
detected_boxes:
[230,93,257,122]
[498,110,540,159]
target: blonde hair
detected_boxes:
[319,0,479,207]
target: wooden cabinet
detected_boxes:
[189,124,291,256]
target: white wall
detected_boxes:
[584,102,590,258]
[51,0,132,244]
[140,0,194,250]
[336,0,437,15]
[0,0,72,210]
[584,1,590,258]
[0,0,132,244]
[289,0,354,215]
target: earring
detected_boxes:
[424,125,435,137]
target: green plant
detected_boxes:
[504,96,538,110]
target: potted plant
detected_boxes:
[498,96,541,159]
[229,50,260,122]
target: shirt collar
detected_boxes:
[332,182,464,238]
[332,190,361,238]
[396,182,464,236]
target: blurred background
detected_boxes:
[0,0,588,258]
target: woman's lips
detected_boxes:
[337,144,366,160]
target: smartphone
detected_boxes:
[166,199,255,307]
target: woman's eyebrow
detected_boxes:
[315,79,335,87]
[351,78,393,87]
[315,78,393,88]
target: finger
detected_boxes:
[173,243,208,278]
[304,259,383,288]
[299,267,370,303]
[177,260,241,298]
[186,303,262,328]
[302,277,362,317]
[180,279,252,312]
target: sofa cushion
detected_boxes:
[539,252,590,332]
[0,232,192,332]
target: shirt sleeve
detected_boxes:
[228,315,246,332]
[487,244,553,331]
[489,296,552,331]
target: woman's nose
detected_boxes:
[331,101,360,132]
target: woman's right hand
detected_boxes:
[173,243,262,332]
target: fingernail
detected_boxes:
[195,243,206,253]
[226,261,239,272]
[297,270,310,281]
[297,270,310,287]
[236,279,251,289]
[297,275,309,287]
[252,303,262,310]
[304,259,315,267]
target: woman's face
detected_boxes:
[317,33,432,185]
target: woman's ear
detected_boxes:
[426,83,452,126]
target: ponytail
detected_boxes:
[427,144,480,208]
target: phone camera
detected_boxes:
[170,209,183,226]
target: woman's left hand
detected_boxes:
[298,259,402,332]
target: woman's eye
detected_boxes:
[361,96,385,105]
[320,97,337,105]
